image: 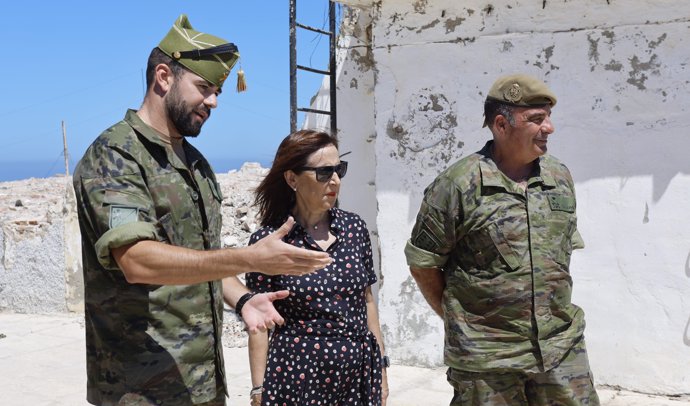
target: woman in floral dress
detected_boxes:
[244,130,388,406]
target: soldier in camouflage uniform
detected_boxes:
[73,15,332,406]
[405,74,600,406]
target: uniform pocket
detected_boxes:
[461,222,521,278]
[157,212,176,245]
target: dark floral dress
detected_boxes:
[246,208,382,406]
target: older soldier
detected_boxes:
[405,74,600,405]
[73,15,331,406]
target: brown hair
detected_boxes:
[255,130,339,227]
[145,47,186,90]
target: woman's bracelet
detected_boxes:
[235,292,257,317]
[250,385,264,397]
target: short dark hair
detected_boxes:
[484,99,516,128]
[145,47,186,90]
[255,130,339,228]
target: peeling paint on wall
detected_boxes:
[381,275,442,366]
[349,48,375,72]
[627,54,661,90]
[533,45,559,72]
[385,90,459,164]
[412,0,429,14]
[444,17,465,33]
[587,33,600,70]
[604,59,623,71]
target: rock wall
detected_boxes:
[0,163,269,346]
[0,177,70,312]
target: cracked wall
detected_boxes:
[336,0,690,395]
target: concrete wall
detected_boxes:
[0,179,74,313]
[335,0,690,395]
[305,6,382,294]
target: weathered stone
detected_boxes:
[0,162,269,347]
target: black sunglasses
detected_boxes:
[297,161,348,182]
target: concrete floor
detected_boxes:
[0,313,687,406]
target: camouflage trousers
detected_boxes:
[446,338,599,406]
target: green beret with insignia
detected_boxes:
[485,74,557,108]
[158,14,243,90]
[483,74,557,127]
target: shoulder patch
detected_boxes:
[413,229,443,253]
[109,206,140,228]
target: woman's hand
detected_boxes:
[241,290,289,334]
[250,392,261,406]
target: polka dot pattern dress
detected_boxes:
[246,208,383,406]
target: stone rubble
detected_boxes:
[0,163,270,346]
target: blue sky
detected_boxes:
[0,1,337,181]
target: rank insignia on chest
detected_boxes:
[547,195,575,213]
[109,206,140,229]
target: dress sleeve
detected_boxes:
[245,228,277,293]
[361,220,378,287]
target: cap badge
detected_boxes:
[504,83,522,103]
[218,70,229,86]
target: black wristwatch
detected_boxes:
[235,292,257,317]
[381,355,390,368]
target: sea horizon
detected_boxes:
[0,157,271,183]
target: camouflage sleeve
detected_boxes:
[77,147,165,270]
[405,175,461,269]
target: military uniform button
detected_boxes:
[191,191,199,201]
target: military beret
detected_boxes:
[158,14,240,89]
[486,74,557,108]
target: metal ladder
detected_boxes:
[289,0,338,136]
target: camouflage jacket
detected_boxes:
[73,110,226,405]
[405,141,586,373]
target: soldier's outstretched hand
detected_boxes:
[250,217,332,276]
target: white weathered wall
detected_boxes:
[335,0,690,395]
[306,6,383,292]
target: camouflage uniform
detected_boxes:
[405,141,599,405]
[73,109,226,405]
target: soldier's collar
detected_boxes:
[125,109,201,170]
[535,159,556,187]
[478,141,556,189]
[125,109,164,146]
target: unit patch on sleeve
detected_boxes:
[109,206,140,229]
